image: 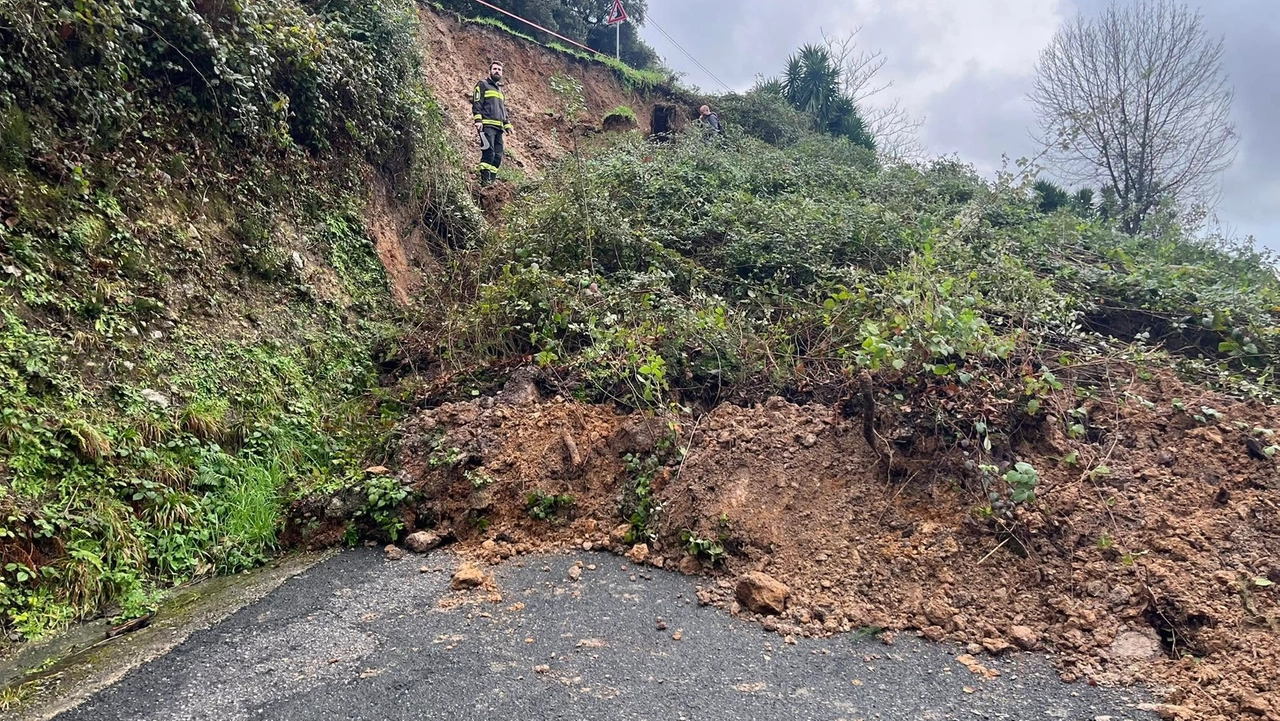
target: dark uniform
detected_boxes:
[473,77,512,184]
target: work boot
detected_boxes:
[480,169,495,186]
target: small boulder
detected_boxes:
[1240,694,1275,717]
[451,564,487,590]
[384,545,405,561]
[405,531,442,554]
[735,572,790,616]
[677,555,702,576]
[981,637,1014,655]
[1008,625,1040,651]
[625,543,650,564]
[610,523,632,546]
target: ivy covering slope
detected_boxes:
[0,0,476,637]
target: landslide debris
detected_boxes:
[378,370,1279,721]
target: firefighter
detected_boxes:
[473,60,512,185]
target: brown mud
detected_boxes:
[362,368,1280,721]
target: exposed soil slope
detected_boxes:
[387,371,1280,721]
[418,8,669,177]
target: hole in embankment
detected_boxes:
[1143,599,1211,658]
[650,104,676,140]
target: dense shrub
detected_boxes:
[438,132,1280,408]
[0,0,470,637]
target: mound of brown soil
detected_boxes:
[392,371,1280,721]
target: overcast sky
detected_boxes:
[640,0,1278,248]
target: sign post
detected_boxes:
[605,0,628,60]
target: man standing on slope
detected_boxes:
[473,60,513,186]
[698,105,721,135]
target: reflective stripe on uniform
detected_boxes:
[478,162,498,172]
[483,90,505,100]
[481,118,507,128]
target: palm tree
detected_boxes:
[781,45,840,123]
[777,43,873,150]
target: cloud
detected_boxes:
[643,0,1279,248]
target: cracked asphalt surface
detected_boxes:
[55,548,1157,720]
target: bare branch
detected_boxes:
[822,28,925,161]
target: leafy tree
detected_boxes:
[716,89,811,147]
[1030,0,1237,234]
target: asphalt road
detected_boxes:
[54,549,1157,721]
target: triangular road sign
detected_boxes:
[606,0,628,26]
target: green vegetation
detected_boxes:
[604,106,639,124]
[432,129,1278,412]
[525,490,575,522]
[0,0,476,638]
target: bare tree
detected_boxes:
[824,29,925,161]
[1029,0,1237,234]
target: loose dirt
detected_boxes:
[385,369,1280,721]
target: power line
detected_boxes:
[645,16,733,92]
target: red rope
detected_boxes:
[469,0,600,56]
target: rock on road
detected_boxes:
[51,549,1157,720]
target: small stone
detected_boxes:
[534,664,551,674]
[610,524,632,544]
[568,566,582,582]
[405,531,442,554]
[451,564,487,590]
[677,555,702,575]
[625,543,650,564]
[671,631,683,641]
[800,434,817,448]
[656,618,668,631]
[364,465,391,475]
[582,541,593,551]
[981,637,1014,655]
[140,389,170,408]
[384,545,405,561]
[735,572,790,615]
[419,566,430,573]
[1008,625,1040,651]
[921,625,947,642]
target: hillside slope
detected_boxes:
[3,3,1279,721]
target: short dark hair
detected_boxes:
[490,60,504,68]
